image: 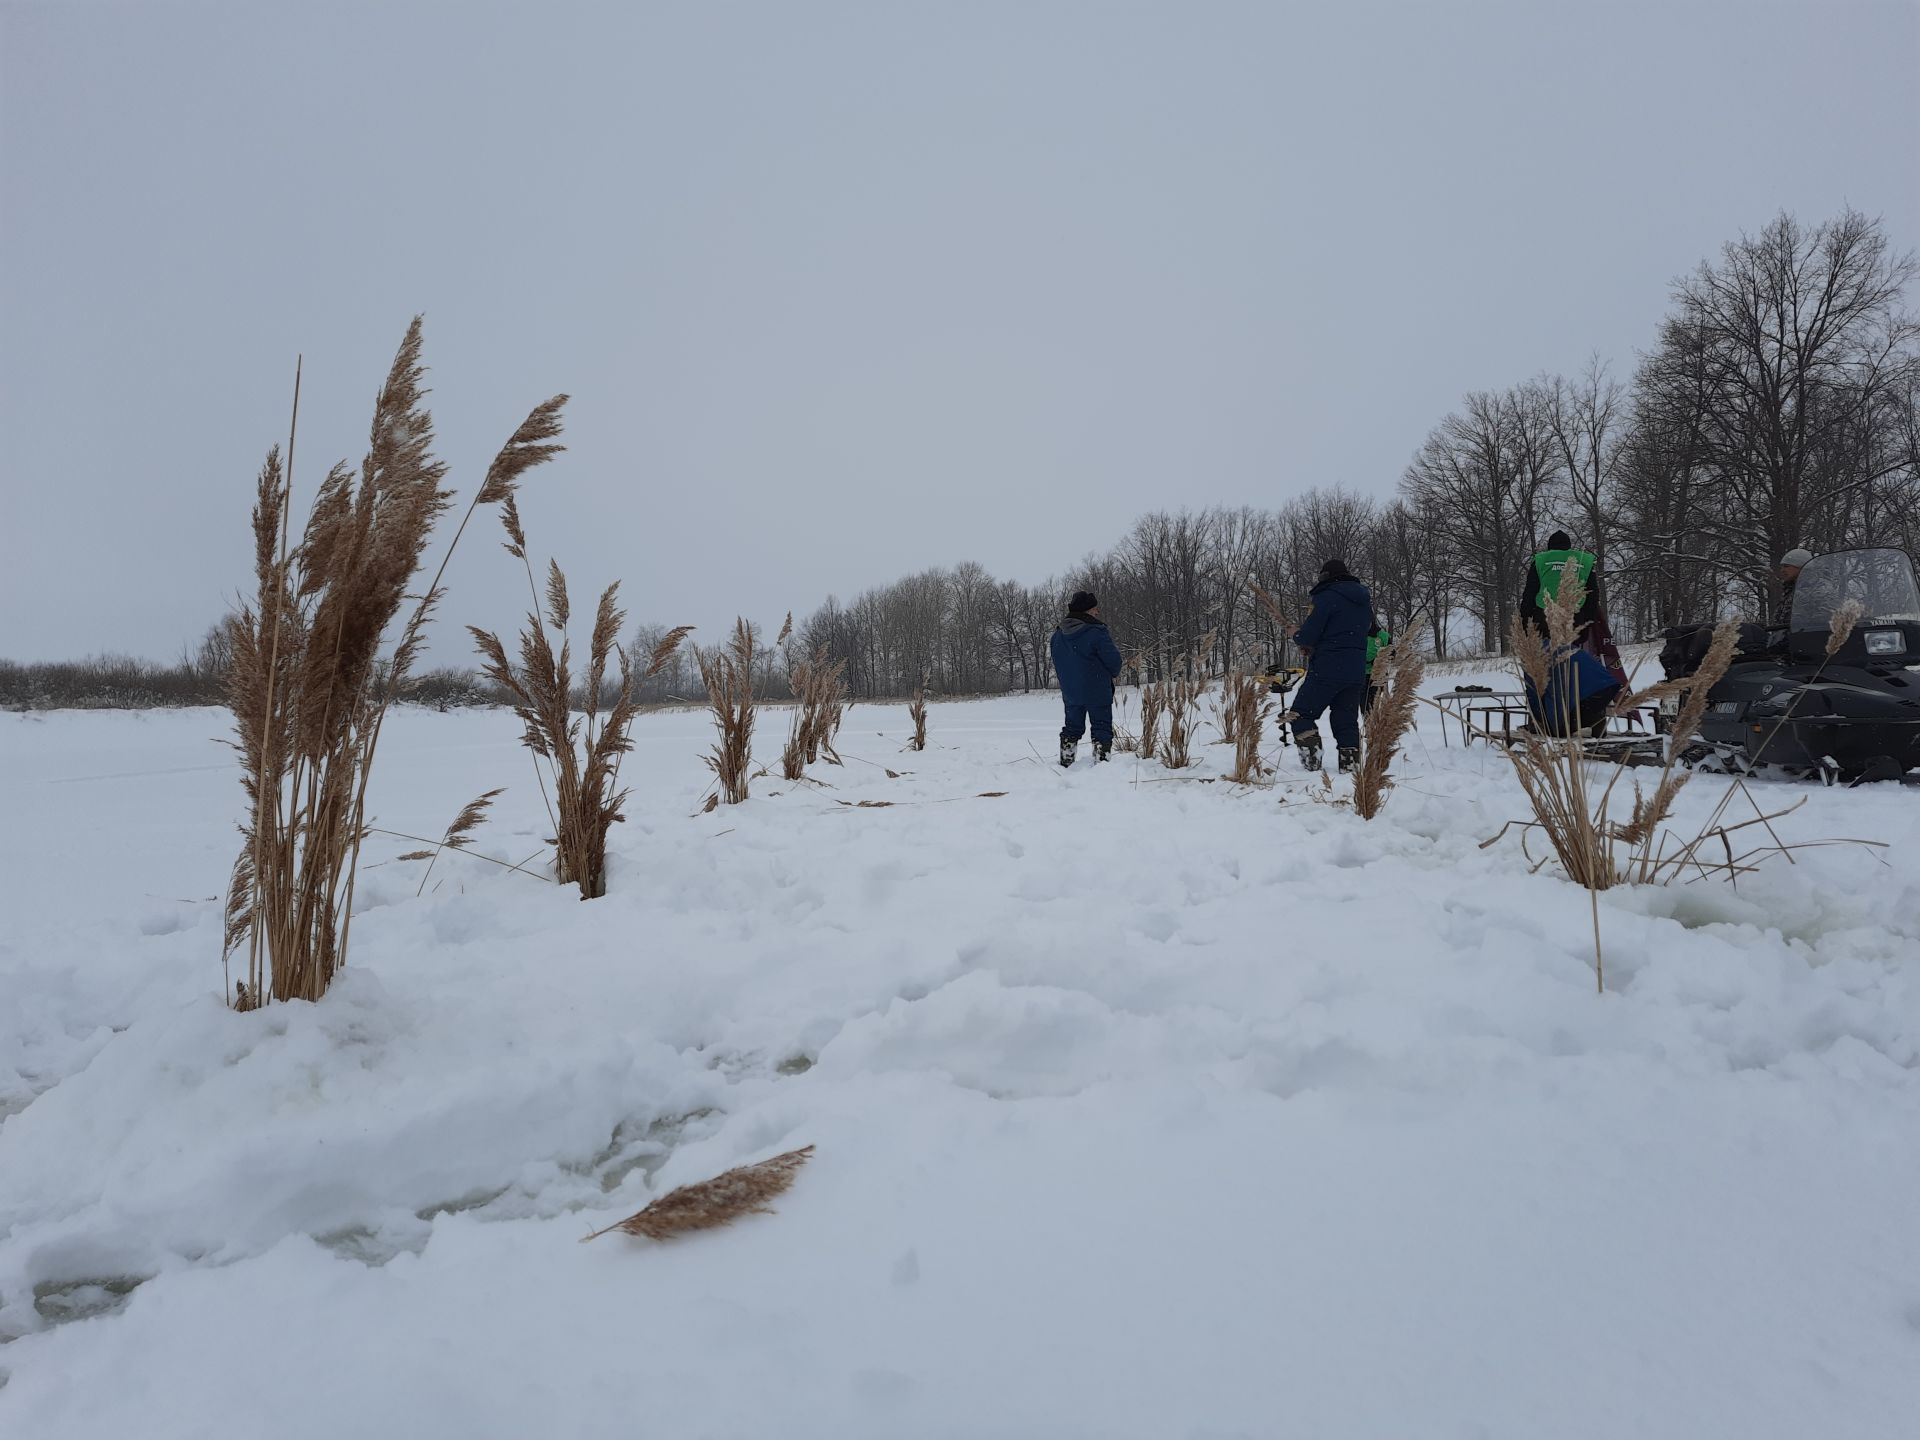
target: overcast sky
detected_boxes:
[2,0,1916,663]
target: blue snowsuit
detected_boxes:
[1291,577,1374,749]
[1050,613,1124,745]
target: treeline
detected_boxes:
[723,207,1919,697]
[0,622,503,712]
[11,209,1914,710]
[1404,209,1919,650]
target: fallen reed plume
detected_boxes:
[224,319,560,1007]
[583,1145,815,1243]
[1353,644,1423,820]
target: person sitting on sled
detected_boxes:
[1288,559,1373,772]
[1525,643,1622,738]
[1050,590,1124,766]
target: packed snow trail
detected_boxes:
[2,693,1917,1438]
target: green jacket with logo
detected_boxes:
[1519,548,1601,634]
[1364,627,1391,675]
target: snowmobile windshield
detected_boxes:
[1789,549,1920,634]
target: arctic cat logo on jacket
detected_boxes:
[1532,548,1596,607]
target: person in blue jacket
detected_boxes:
[1049,590,1124,766]
[1527,644,1622,738]
[1289,559,1374,772]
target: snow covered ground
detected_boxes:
[3,683,1918,1439]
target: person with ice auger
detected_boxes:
[1288,559,1373,772]
[1051,590,1124,766]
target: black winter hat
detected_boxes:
[1547,530,1572,550]
[1318,559,1352,581]
[1068,590,1099,613]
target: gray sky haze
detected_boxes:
[3,0,1916,661]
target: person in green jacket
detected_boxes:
[1361,619,1391,715]
[1519,530,1601,640]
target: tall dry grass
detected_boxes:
[1489,569,1756,989]
[1352,644,1423,819]
[782,640,849,780]
[470,494,691,899]
[700,619,760,804]
[907,674,930,752]
[1221,672,1272,784]
[1137,681,1166,760]
[1159,675,1204,769]
[223,319,561,1006]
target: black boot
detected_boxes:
[1060,737,1078,768]
[1297,734,1322,771]
[1338,745,1361,773]
[1093,740,1111,763]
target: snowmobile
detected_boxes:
[1662,547,1920,784]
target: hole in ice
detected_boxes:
[32,1275,149,1329]
[315,1225,425,1267]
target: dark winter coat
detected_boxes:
[1293,577,1374,685]
[1050,613,1124,705]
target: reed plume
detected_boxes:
[225,320,555,1006]
[700,619,759,804]
[583,1145,814,1243]
[907,674,930,751]
[411,787,505,896]
[1159,675,1203,769]
[470,498,691,897]
[1352,644,1422,820]
[1138,680,1166,760]
[1222,671,1272,784]
[781,642,849,780]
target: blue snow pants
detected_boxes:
[1061,696,1114,746]
[1291,671,1362,749]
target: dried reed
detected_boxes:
[1490,561,1762,988]
[1352,644,1423,819]
[409,787,504,896]
[1250,582,1292,632]
[224,321,557,1006]
[781,642,849,780]
[1222,672,1272,784]
[583,1145,814,1243]
[700,619,759,804]
[1159,675,1204,769]
[1138,681,1166,760]
[907,674,930,752]
[471,513,690,898]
